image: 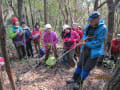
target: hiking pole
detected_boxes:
[56,36,93,61]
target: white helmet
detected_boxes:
[117,34,120,39]
[63,25,71,31]
[45,24,52,30]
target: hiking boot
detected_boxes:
[73,82,80,90]
[66,78,75,84]
[73,78,84,90]
[66,73,80,84]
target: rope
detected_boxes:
[56,36,93,61]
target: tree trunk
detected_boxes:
[44,0,47,24]
[0,68,4,90]
[24,6,30,27]
[94,0,99,11]
[0,0,16,90]
[8,0,18,17]
[104,60,120,90]
[28,0,34,28]
[18,0,23,21]
[105,0,115,51]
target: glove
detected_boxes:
[47,43,52,47]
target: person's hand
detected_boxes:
[47,43,52,47]
[81,41,85,45]
[16,30,19,34]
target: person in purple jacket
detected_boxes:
[43,24,58,61]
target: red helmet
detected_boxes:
[11,17,18,24]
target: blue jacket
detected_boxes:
[23,26,31,42]
[82,20,107,59]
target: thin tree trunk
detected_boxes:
[0,68,4,90]
[94,0,99,11]
[44,0,47,24]
[8,0,18,17]
[28,0,34,28]
[18,0,23,21]
[0,0,16,90]
[24,6,30,26]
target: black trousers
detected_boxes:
[26,40,33,57]
[77,47,98,71]
[15,45,26,59]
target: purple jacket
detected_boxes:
[43,31,58,49]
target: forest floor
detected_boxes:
[2,48,113,90]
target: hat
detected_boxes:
[63,25,71,31]
[45,24,52,30]
[88,11,100,21]
[20,20,25,25]
[11,17,19,24]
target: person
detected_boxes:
[61,25,80,67]
[110,34,120,63]
[72,23,83,60]
[66,11,107,90]
[21,21,33,57]
[9,17,26,59]
[31,23,42,57]
[43,24,58,61]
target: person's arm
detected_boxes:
[85,26,107,48]
[74,31,80,42]
[9,28,17,39]
[53,32,58,44]
[43,33,47,47]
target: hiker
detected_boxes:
[110,34,120,63]
[66,11,107,90]
[21,21,33,57]
[43,24,58,61]
[31,23,42,57]
[9,17,26,59]
[72,23,83,60]
[61,25,80,67]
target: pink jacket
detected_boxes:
[31,29,42,42]
[43,31,58,49]
[63,30,80,49]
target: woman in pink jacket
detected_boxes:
[61,25,80,67]
[43,24,58,61]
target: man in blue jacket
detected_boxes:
[66,11,108,90]
[21,21,33,57]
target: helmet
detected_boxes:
[11,17,18,24]
[72,23,79,27]
[117,34,120,39]
[45,24,52,30]
[63,25,71,31]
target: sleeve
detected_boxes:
[53,32,58,44]
[43,33,47,47]
[9,28,17,39]
[74,31,80,42]
[39,30,42,37]
[85,26,107,48]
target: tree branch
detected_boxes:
[114,0,120,6]
[97,1,107,10]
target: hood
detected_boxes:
[98,20,105,26]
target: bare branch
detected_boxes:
[97,1,107,10]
